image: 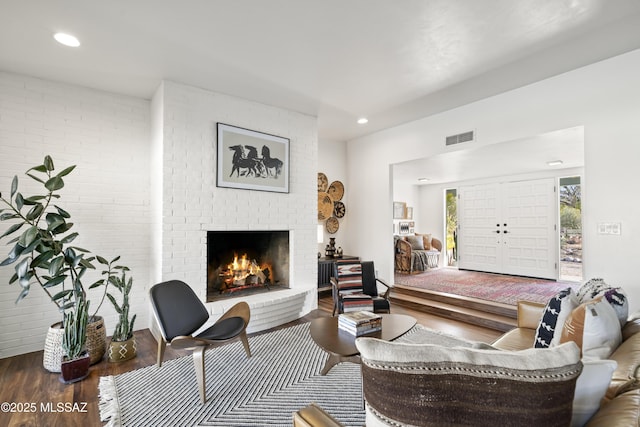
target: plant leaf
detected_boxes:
[0,242,25,266]
[55,205,70,218]
[60,232,78,244]
[52,289,73,302]
[45,176,64,192]
[0,213,20,221]
[56,165,76,178]
[107,294,122,313]
[15,257,29,279]
[25,173,45,184]
[31,250,53,269]
[1,223,23,239]
[18,226,38,247]
[10,176,18,198]
[15,193,24,211]
[25,204,44,221]
[15,287,30,304]
[96,255,108,265]
[44,156,54,171]
[43,275,67,288]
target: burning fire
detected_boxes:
[228,254,264,282]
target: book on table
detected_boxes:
[338,311,382,336]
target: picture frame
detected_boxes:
[216,123,290,193]
[406,207,413,220]
[393,201,406,219]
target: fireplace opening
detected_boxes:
[207,230,289,301]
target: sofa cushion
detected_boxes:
[622,317,640,341]
[356,338,583,427]
[585,389,640,427]
[492,327,537,351]
[605,331,640,400]
[559,297,622,360]
[415,233,433,250]
[571,359,617,427]
[405,235,424,250]
[534,288,579,348]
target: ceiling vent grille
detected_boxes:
[445,130,474,146]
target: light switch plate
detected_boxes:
[597,222,621,235]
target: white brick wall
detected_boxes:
[0,73,318,359]
[0,72,151,358]
[155,81,318,331]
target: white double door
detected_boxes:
[458,178,558,280]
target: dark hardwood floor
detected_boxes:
[0,294,502,427]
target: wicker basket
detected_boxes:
[43,322,65,373]
[107,336,137,363]
[86,316,106,365]
[42,316,106,372]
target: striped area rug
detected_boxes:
[100,323,365,427]
[99,322,471,426]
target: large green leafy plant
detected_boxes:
[0,156,123,359]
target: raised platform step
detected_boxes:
[390,285,517,332]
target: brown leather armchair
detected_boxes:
[395,234,442,274]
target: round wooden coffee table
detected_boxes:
[310,313,417,375]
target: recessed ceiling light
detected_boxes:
[54,32,80,47]
[418,178,430,182]
[546,160,564,166]
[357,117,368,125]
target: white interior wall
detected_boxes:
[346,49,640,313]
[0,72,152,358]
[318,139,349,254]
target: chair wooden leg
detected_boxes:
[156,336,166,367]
[240,330,251,358]
[193,347,207,404]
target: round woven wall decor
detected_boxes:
[327,180,344,201]
[318,192,333,220]
[326,216,339,234]
[317,172,328,192]
[333,201,346,218]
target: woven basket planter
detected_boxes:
[43,322,65,373]
[86,316,107,365]
[107,336,137,363]
[42,316,107,372]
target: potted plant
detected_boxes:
[0,156,124,375]
[60,297,90,383]
[106,271,137,362]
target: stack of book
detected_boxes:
[338,311,382,336]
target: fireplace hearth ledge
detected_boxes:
[199,287,316,334]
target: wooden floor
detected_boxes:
[0,294,502,427]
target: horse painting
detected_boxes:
[261,145,283,178]
[229,145,261,177]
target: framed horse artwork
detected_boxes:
[216,123,290,193]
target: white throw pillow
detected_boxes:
[571,359,617,427]
[560,297,622,360]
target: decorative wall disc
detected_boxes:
[333,201,346,218]
[327,180,344,201]
[318,192,334,220]
[326,216,339,234]
[317,173,328,192]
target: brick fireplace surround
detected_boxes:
[151,81,318,335]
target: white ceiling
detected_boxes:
[393,127,585,186]
[2,1,640,144]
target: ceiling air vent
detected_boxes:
[445,130,474,146]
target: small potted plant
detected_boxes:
[60,297,90,383]
[107,270,137,362]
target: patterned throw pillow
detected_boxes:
[576,278,610,302]
[534,288,579,348]
[335,261,364,294]
[577,278,629,326]
[356,338,582,427]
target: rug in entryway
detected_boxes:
[394,269,579,305]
